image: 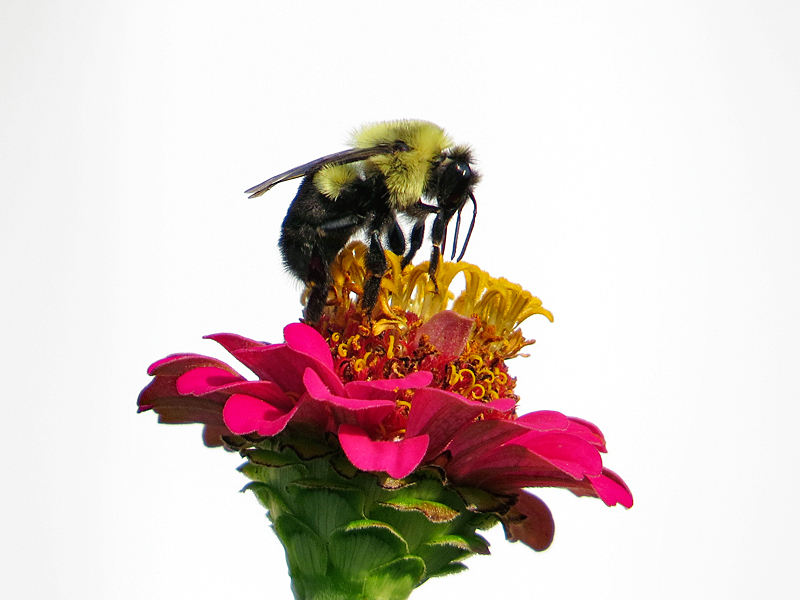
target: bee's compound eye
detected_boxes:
[455,161,472,179]
[394,141,411,152]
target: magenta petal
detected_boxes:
[507,431,603,478]
[344,371,433,400]
[516,410,570,432]
[222,393,296,437]
[483,398,516,413]
[588,469,634,508]
[176,367,245,395]
[204,332,268,353]
[416,311,474,359]
[565,417,607,451]
[200,380,295,410]
[283,322,334,370]
[302,369,395,432]
[234,345,346,397]
[338,424,429,479]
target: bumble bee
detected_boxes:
[245,120,479,323]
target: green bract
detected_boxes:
[240,442,495,600]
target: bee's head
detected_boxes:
[428,146,480,213]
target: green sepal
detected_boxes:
[280,433,336,460]
[362,556,426,600]
[242,448,302,467]
[427,561,468,579]
[286,479,366,539]
[378,498,460,523]
[273,514,328,579]
[415,536,474,578]
[329,453,359,479]
[328,520,409,579]
[238,457,308,488]
[240,482,289,519]
[375,473,414,490]
[452,485,517,514]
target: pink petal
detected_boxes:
[204,332,268,353]
[344,371,433,401]
[507,431,603,478]
[176,367,244,395]
[195,380,295,410]
[234,345,346,397]
[565,417,607,451]
[415,311,474,359]
[587,468,634,508]
[337,424,429,479]
[516,410,570,431]
[302,369,395,432]
[283,322,334,370]
[222,393,298,437]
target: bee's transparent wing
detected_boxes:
[245,143,404,198]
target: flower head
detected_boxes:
[139,242,632,581]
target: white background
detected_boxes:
[2,1,798,598]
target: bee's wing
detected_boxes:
[245,143,403,199]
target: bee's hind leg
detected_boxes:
[362,231,388,317]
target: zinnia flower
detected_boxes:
[138,241,632,600]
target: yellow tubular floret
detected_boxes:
[351,120,453,210]
[326,242,553,360]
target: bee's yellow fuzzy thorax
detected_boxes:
[352,120,453,209]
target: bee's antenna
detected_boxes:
[455,193,477,262]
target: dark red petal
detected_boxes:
[181,379,294,408]
[503,491,555,552]
[338,424,429,479]
[202,424,234,448]
[147,354,240,377]
[137,375,179,412]
[447,419,530,463]
[449,443,566,487]
[143,395,227,426]
[415,311,474,360]
[406,388,509,460]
